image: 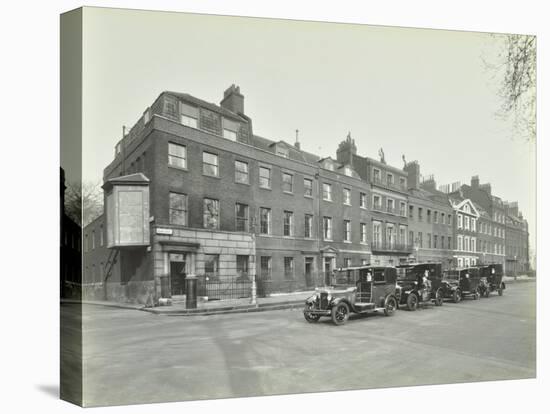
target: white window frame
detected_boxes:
[168,142,187,169]
[360,192,367,209]
[343,188,351,205]
[234,160,249,184]
[323,216,333,240]
[323,183,332,201]
[282,172,293,193]
[259,207,272,235]
[259,166,271,189]
[360,223,367,244]
[202,151,219,177]
[343,220,351,242]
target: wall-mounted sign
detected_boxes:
[156,228,173,235]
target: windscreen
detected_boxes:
[396,267,416,280]
[443,270,459,280]
[332,269,356,285]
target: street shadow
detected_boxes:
[36,384,59,399]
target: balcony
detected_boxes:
[371,240,414,254]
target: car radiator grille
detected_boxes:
[320,293,329,310]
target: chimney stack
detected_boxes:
[336,132,357,166]
[403,161,420,190]
[480,183,492,195]
[294,129,301,150]
[220,84,244,114]
[471,175,480,188]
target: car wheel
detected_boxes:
[331,302,349,325]
[406,293,418,311]
[384,296,397,316]
[453,289,462,303]
[303,303,321,323]
[434,289,443,306]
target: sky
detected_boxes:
[75,7,536,248]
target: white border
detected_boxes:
[1,1,547,414]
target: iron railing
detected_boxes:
[197,275,252,300]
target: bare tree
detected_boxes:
[64,181,104,227]
[485,34,536,142]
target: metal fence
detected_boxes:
[196,275,252,300]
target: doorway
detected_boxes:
[304,257,314,287]
[169,253,187,296]
[324,256,334,285]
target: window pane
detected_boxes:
[204,254,219,278]
[235,203,248,232]
[224,129,237,141]
[304,179,313,196]
[168,143,187,168]
[181,115,198,128]
[282,173,293,192]
[203,152,219,176]
[259,167,271,188]
[260,208,271,234]
[235,161,249,183]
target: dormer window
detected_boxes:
[325,161,334,171]
[222,117,239,141]
[180,102,199,128]
[276,144,289,159]
[344,167,352,176]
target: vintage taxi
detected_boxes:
[395,263,444,310]
[303,265,399,326]
[478,264,506,297]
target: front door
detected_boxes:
[324,257,334,285]
[170,253,187,296]
[304,257,314,287]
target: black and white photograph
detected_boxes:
[3,1,548,413]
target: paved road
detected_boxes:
[61,282,536,407]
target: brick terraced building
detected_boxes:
[80,85,531,305]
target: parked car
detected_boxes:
[395,263,444,310]
[478,264,505,297]
[443,268,481,301]
[303,266,399,325]
[440,270,463,303]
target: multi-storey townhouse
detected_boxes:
[404,163,455,268]
[504,201,530,275]
[337,137,412,266]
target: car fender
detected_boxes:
[304,294,317,304]
[330,297,352,309]
[501,282,506,290]
[385,294,399,309]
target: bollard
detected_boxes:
[185,274,197,309]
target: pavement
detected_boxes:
[61,275,535,316]
[61,282,536,407]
